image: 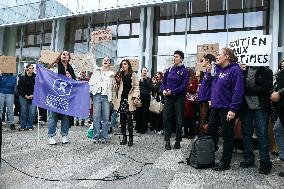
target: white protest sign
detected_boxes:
[91,29,112,44]
[229,35,272,66]
[69,53,93,72]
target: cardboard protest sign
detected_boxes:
[91,29,112,44]
[229,35,272,66]
[39,50,61,65]
[196,43,219,72]
[129,59,139,71]
[0,56,16,73]
[69,53,93,72]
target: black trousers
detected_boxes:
[120,112,133,136]
[207,109,236,165]
[135,94,150,133]
[163,95,184,142]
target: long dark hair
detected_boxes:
[119,59,133,75]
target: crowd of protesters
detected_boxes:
[1,44,284,176]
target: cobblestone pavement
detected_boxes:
[0,122,284,189]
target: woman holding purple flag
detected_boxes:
[205,48,244,171]
[47,51,76,145]
[88,42,114,144]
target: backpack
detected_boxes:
[187,135,215,169]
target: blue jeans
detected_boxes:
[48,111,69,137]
[274,118,284,160]
[240,110,270,164]
[0,93,14,126]
[110,110,118,128]
[93,94,110,141]
[19,96,36,129]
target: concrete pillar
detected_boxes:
[144,7,154,76]
[279,0,284,62]
[138,7,146,73]
[0,27,4,55]
[50,18,66,52]
[3,26,16,56]
[270,0,279,72]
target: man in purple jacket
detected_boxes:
[161,50,189,150]
[206,48,244,171]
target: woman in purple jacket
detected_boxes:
[198,54,216,134]
[161,50,189,150]
[206,48,244,171]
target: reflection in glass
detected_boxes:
[208,15,224,30]
[160,19,174,33]
[228,13,243,28]
[74,42,88,54]
[118,24,130,36]
[244,11,263,27]
[117,38,139,57]
[191,0,206,14]
[160,4,175,17]
[158,35,185,55]
[228,0,242,10]
[175,18,186,32]
[44,33,51,44]
[191,17,207,31]
[209,0,224,12]
[244,0,262,9]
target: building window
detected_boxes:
[118,24,130,36]
[160,19,174,33]
[191,16,207,31]
[228,0,242,10]
[160,3,175,18]
[208,15,224,30]
[244,11,263,27]
[132,23,140,35]
[228,13,243,28]
[157,35,185,55]
[209,0,224,12]
[117,38,139,57]
[244,0,263,9]
[175,18,187,32]
[191,0,207,14]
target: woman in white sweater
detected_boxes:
[88,44,114,143]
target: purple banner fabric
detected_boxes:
[33,64,90,118]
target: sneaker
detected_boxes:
[80,121,85,126]
[10,124,16,130]
[173,142,181,149]
[165,141,171,150]
[93,138,99,144]
[75,121,79,126]
[157,130,163,135]
[49,137,57,145]
[18,128,25,131]
[214,162,231,171]
[100,138,108,144]
[62,136,69,144]
[279,172,284,177]
[24,128,34,131]
[259,162,272,175]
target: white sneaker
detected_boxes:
[62,136,69,144]
[49,137,57,145]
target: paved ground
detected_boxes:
[1,121,284,189]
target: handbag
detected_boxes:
[149,99,164,114]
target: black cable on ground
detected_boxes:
[1,147,154,182]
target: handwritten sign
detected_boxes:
[196,43,219,72]
[0,56,16,73]
[91,29,112,44]
[229,35,272,66]
[39,50,61,65]
[69,53,93,72]
[129,59,139,72]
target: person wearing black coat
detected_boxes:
[271,60,284,177]
[135,67,152,134]
[17,64,36,130]
[239,64,273,175]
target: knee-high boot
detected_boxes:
[128,127,133,147]
[120,124,127,145]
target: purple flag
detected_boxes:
[33,64,90,118]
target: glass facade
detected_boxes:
[1,0,282,75]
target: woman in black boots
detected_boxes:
[113,60,140,146]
